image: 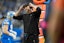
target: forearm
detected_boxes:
[3,28,16,37]
[15,9,22,16]
[15,5,24,16]
[15,10,21,16]
[2,25,10,35]
[3,29,10,35]
[10,30,17,35]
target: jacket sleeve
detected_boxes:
[36,7,41,14]
[13,15,23,20]
[33,7,41,17]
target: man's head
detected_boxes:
[7,11,15,20]
[22,3,33,14]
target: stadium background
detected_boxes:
[0,0,62,43]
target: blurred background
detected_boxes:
[0,0,64,43]
[0,0,51,43]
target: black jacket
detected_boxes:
[13,7,41,35]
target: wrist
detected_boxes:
[9,33,13,36]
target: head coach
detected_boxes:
[13,3,41,43]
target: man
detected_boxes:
[13,3,41,43]
[1,4,27,43]
[1,11,17,43]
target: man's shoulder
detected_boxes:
[4,18,9,22]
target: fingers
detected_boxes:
[29,3,34,7]
[19,5,24,10]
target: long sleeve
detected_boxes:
[13,15,23,20]
[33,7,41,18]
[36,7,41,15]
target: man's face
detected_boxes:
[7,15,13,20]
[24,6,32,14]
